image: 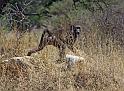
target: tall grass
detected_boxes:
[0,23,124,91]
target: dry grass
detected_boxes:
[0,28,124,91]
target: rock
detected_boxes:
[0,56,35,79]
[65,54,85,69]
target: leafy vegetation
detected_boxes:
[0,0,115,31]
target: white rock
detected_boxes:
[66,54,84,63]
[65,54,85,69]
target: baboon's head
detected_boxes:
[71,25,81,37]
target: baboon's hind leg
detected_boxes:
[27,41,47,56]
[27,47,42,56]
[27,34,48,56]
[27,29,52,56]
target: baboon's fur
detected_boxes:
[27,25,81,62]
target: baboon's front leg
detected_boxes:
[68,46,77,54]
[53,39,66,63]
[59,44,66,62]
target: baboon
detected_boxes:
[27,25,81,62]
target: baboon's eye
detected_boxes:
[76,27,80,29]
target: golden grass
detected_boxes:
[0,28,124,91]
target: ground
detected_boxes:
[0,30,124,91]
